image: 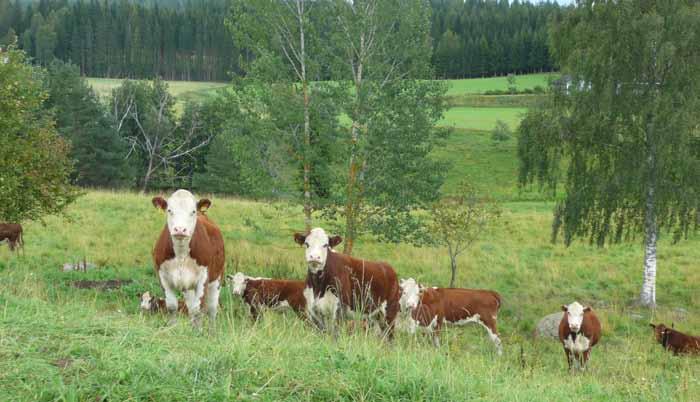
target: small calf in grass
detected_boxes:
[650,323,700,355]
[228,272,306,319]
[559,301,601,371]
[139,291,188,314]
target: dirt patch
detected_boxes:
[52,358,73,369]
[71,279,133,290]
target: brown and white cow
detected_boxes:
[152,190,225,329]
[294,228,401,338]
[139,291,189,314]
[650,323,700,355]
[227,272,306,319]
[559,301,601,370]
[0,223,23,252]
[398,278,503,353]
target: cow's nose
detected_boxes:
[173,227,187,236]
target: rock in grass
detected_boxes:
[533,312,564,340]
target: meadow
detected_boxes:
[0,191,698,401]
[2,73,696,401]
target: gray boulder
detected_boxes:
[533,312,564,340]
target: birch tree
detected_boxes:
[518,1,700,307]
[328,0,448,254]
[228,0,329,231]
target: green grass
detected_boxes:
[439,107,526,131]
[445,73,555,95]
[1,191,698,401]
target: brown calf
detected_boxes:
[0,223,23,252]
[650,323,700,355]
[139,291,188,314]
[228,272,306,319]
[294,228,401,338]
[399,278,502,353]
[152,190,225,329]
[559,302,601,370]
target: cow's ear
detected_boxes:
[561,305,568,312]
[294,232,307,245]
[583,306,591,312]
[152,197,167,210]
[329,235,343,248]
[197,199,211,212]
[649,323,656,329]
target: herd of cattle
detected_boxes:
[3,189,700,370]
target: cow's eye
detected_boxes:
[304,243,309,248]
[167,209,172,214]
[323,244,329,248]
[191,210,196,215]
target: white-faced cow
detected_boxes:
[294,228,401,338]
[152,190,225,329]
[227,272,306,319]
[559,301,601,370]
[139,291,188,314]
[0,223,23,252]
[398,278,503,354]
[650,323,700,355]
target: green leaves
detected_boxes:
[0,46,80,223]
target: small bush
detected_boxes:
[491,120,512,142]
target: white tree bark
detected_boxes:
[640,183,657,307]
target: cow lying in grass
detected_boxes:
[139,291,188,314]
[398,278,503,354]
[650,323,700,355]
[559,301,601,370]
[228,272,306,319]
[294,228,401,339]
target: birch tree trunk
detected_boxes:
[640,119,657,307]
[299,0,312,232]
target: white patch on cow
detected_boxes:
[228,272,248,296]
[304,286,341,330]
[164,190,199,252]
[159,255,207,325]
[303,228,331,273]
[452,313,503,355]
[399,278,422,312]
[564,333,591,353]
[140,291,153,311]
[273,301,291,310]
[205,279,221,321]
[563,301,586,333]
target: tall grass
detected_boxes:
[1,191,698,401]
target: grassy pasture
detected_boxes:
[1,191,698,401]
[440,107,526,131]
[445,73,555,95]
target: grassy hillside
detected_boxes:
[445,73,554,95]
[87,78,228,105]
[1,191,698,401]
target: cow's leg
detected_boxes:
[431,321,442,348]
[581,349,591,371]
[205,279,221,334]
[185,272,207,330]
[8,239,15,252]
[564,348,573,370]
[159,271,179,326]
[383,300,400,341]
[478,316,503,356]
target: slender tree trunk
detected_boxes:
[142,157,154,194]
[640,119,657,307]
[449,251,457,288]
[299,0,312,232]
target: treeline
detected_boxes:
[431,0,563,78]
[0,0,563,81]
[0,0,239,80]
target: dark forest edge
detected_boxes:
[0,0,565,81]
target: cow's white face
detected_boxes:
[140,291,153,310]
[294,228,342,273]
[562,301,588,332]
[399,278,422,311]
[228,272,248,296]
[152,190,199,242]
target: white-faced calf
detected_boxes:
[399,278,503,354]
[228,272,306,319]
[139,291,188,314]
[650,323,700,355]
[559,301,601,370]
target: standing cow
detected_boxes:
[151,190,225,329]
[0,223,23,252]
[294,228,401,338]
[399,278,503,354]
[559,301,601,370]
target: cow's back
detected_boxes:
[339,254,400,307]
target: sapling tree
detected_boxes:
[429,181,501,288]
